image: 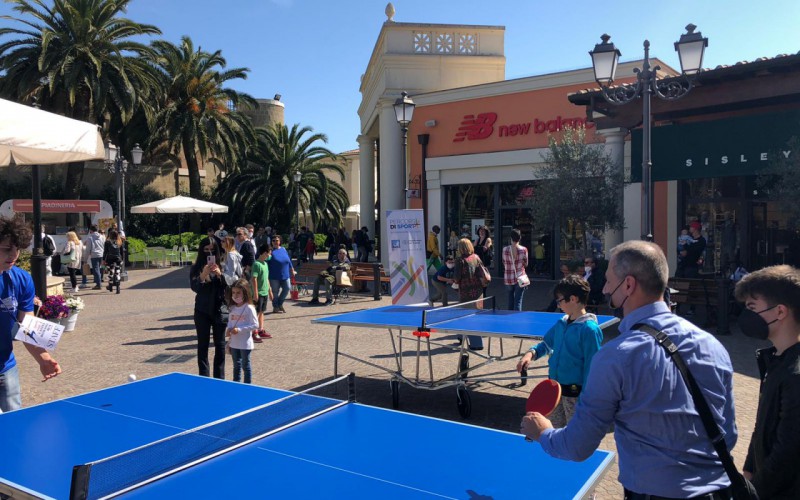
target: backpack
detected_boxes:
[43,236,55,257]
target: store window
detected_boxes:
[445,183,496,257]
[680,176,800,273]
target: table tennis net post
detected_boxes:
[421,295,495,330]
[69,373,355,500]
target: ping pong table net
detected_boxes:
[69,374,355,500]
[420,295,495,332]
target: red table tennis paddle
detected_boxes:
[525,379,561,417]
[523,379,561,442]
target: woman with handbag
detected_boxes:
[502,229,530,311]
[190,237,226,379]
[453,238,488,350]
[62,231,83,292]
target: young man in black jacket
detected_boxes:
[735,265,800,499]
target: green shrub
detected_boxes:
[145,232,204,249]
[16,250,31,273]
[127,237,147,255]
[314,233,326,251]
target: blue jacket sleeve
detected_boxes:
[580,323,603,388]
[532,323,557,360]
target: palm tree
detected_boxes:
[216,123,349,232]
[0,0,161,197]
[148,36,256,222]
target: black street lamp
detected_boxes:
[105,142,142,278]
[293,170,302,231]
[394,91,415,200]
[589,24,707,240]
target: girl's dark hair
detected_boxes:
[109,230,122,246]
[509,228,521,243]
[225,278,253,307]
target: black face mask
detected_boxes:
[738,305,778,340]
[606,277,629,310]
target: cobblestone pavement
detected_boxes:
[15,267,767,499]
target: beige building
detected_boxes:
[357,4,506,262]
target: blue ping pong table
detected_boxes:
[0,373,613,499]
[313,302,618,417]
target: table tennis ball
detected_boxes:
[128,374,137,382]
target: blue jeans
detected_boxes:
[0,365,22,412]
[90,257,103,285]
[231,348,252,384]
[269,278,291,309]
[506,283,527,311]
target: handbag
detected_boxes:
[61,245,76,265]
[634,324,759,500]
[335,269,352,287]
[512,245,530,287]
[477,261,491,287]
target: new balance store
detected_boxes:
[632,109,800,274]
[406,69,618,278]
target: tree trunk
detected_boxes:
[182,142,202,232]
[63,161,86,226]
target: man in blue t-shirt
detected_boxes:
[0,217,62,412]
[430,256,455,306]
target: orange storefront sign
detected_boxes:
[11,199,102,213]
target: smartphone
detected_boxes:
[206,255,215,266]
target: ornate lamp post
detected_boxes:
[393,91,416,202]
[105,142,142,278]
[293,170,302,231]
[589,24,707,240]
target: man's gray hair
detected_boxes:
[609,240,668,297]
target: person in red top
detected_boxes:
[502,229,529,311]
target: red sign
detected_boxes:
[453,113,594,143]
[11,200,103,213]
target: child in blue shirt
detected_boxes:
[516,275,603,428]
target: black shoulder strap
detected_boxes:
[633,323,753,497]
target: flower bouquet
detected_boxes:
[38,295,70,320]
[64,295,85,313]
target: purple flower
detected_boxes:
[39,295,70,320]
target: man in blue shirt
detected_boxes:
[0,217,62,412]
[522,240,737,499]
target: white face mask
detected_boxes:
[585,266,592,274]
[446,263,455,269]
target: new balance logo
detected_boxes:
[453,112,497,142]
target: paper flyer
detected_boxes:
[13,315,65,352]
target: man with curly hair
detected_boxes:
[0,217,62,412]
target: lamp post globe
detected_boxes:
[293,170,302,231]
[394,91,415,203]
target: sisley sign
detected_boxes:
[631,110,800,182]
[453,112,593,143]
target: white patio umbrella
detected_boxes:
[129,195,228,214]
[130,195,228,249]
[0,98,105,298]
[0,98,105,166]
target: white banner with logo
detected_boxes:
[386,209,429,305]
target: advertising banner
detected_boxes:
[386,209,429,305]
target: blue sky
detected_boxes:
[2,0,799,154]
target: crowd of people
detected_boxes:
[2,213,798,498]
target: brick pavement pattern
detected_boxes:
[15,268,766,499]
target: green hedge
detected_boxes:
[126,237,147,255]
[145,232,205,250]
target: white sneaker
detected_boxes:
[73,285,80,292]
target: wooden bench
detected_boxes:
[350,262,391,300]
[294,261,352,301]
[668,277,733,334]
